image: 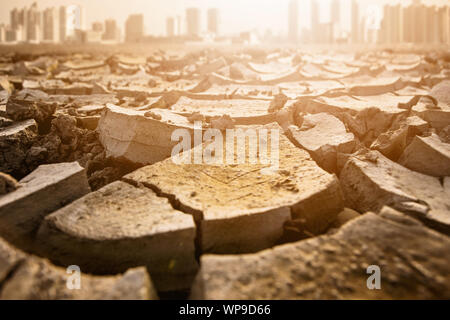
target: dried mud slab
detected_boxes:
[0,172,21,195]
[0,162,90,251]
[190,83,276,99]
[412,101,450,131]
[370,115,429,161]
[298,93,416,142]
[279,80,345,99]
[412,81,450,131]
[399,133,450,177]
[191,207,450,299]
[124,124,343,254]
[0,119,37,176]
[50,94,119,107]
[98,104,198,165]
[299,63,353,80]
[340,150,450,233]
[37,181,197,292]
[0,236,156,300]
[429,80,450,105]
[0,237,26,283]
[63,59,106,71]
[1,258,155,300]
[288,113,357,173]
[170,96,275,125]
[6,89,56,123]
[339,75,404,96]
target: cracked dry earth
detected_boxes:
[0,48,450,299]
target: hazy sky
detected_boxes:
[0,0,448,36]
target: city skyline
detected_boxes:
[1,0,449,45]
[1,0,449,37]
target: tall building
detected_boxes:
[186,8,200,37]
[448,5,450,44]
[10,8,24,30]
[0,25,5,42]
[207,8,219,34]
[25,2,41,42]
[10,9,19,30]
[42,7,59,42]
[359,14,365,43]
[288,0,298,43]
[331,0,340,25]
[425,6,437,43]
[66,4,84,41]
[445,6,450,44]
[380,4,403,44]
[393,5,403,43]
[103,19,120,42]
[177,15,182,36]
[125,14,144,42]
[10,7,26,41]
[436,6,448,44]
[414,2,426,43]
[403,4,414,43]
[59,6,66,42]
[311,0,319,43]
[403,2,424,43]
[330,0,341,42]
[351,0,359,43]
[166,17,175,37]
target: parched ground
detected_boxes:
[0,44,449,299]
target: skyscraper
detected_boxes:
[448,5,450,44]
[186,8,200,37]
[25,2,40,42]
[446,6,450,44]
[331,0,340,25]
[10,7,26,42]
[42,7,59,42]
[103,19,120,42]
[436,6,447,43]
[380,4,403,44]
[288,0,298,43]
[59,6,66,42]
[167,17,175,37]
[0,25,5,43]
[391,5,402,43]
[57,4,84,42]
[351,0,359,43]
[425,5,437,43]
[414,2,426,43]
[207,8,219,35]
[330,0,341,43]
[177,15,182,36]
[403,4,413,43]
[125,14,144,42]
[10,8,23,31]
[311,0,319,43]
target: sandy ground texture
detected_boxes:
[0,45,449,299]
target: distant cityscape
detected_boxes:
[0,0,449,45]
[294,0,450,45]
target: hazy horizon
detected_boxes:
[1,0,448,37]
